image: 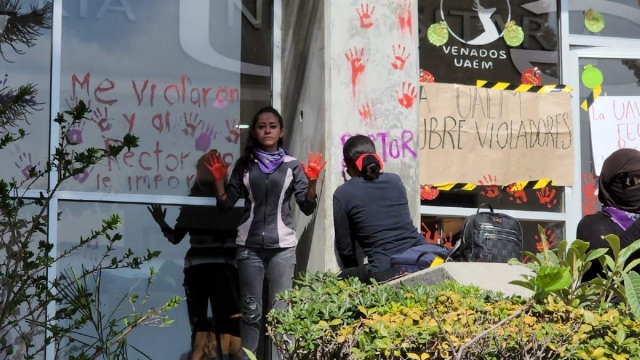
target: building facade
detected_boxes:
[5,0,640,359]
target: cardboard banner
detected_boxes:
[419,83,574,186]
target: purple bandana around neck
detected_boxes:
[602,206,640,231]
[254,147,288,174]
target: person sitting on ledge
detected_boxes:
[333,135,424,284]
[577,148,640,280]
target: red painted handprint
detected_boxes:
[420,185,439,200]
[356,3,375,29]
[535,227,558,252]
[478,174,500,198]
[397,0,413,38]
[396,82,417,109]
[391,45,410,70]
[421,222,454,248]
[536,187,558,209]
[582,173,599,215]
[225,119,242,144]
[181,111,203,138]
[358,102,376,123]
[506,183,528,204]
[345,47,367,98]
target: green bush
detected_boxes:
[268,273,640,359]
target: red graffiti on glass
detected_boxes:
[506,183,528,204]
[536,187,558,209]
[582,173,599,215]
[478,174,500,198]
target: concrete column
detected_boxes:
[322,0,420,270]
[284,0,420,273]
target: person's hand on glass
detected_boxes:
[204,151,230,181]
[147,204,166,224]
[301,152,327,181]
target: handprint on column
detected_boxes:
[14,153,36,179]
[536,187,558,209]
[506,183,528,204]
[356,3,375,29]
[345,47,367,99]
[89,107,112,133]
[391,45,410,70]
[195,123,214,152]
[358,102,376,124]
[478,174,500,198]
[397,0,413,38]
[396,82,416,109]
[225,119,243,145]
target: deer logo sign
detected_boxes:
[439,0,512,46]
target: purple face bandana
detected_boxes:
[254,147,288,174]
[602,206,640,231]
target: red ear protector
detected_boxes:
[355,153,384,171]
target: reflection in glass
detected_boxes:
[420,216,565,263]
[147,152,243,359]
[0,0,52,189]
[59,0,272,195]
[569,0,640,39]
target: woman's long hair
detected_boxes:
[234,106,285,175]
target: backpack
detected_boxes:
[450,204,524,263]
[390,243,452,275]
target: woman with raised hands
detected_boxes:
[204,106,326,359]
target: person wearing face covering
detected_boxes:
[577,148,640,280]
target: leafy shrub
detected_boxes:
[267,272,640,360]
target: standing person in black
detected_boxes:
[148,151,243,360]
[577,148,640,281]
[333,135,424,284]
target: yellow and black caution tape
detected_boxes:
[476,80,573,94]
[581,85,602,111]
[431,179,555,192]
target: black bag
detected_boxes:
[450,204,524,263]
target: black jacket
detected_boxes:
[218,155,316,249]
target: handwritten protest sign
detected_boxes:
[589,96,640,175]
[419,83,574,186]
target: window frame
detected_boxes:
[40,1,279,359]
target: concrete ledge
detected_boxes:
[386,262,534,298]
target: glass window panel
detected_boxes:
[420,215,565,261]
[55,202,194,358]
[577,57,640,217]
[0,202,46,360]
[418,0,564,211]
[569,0,640,39]
[422,185,563,212]
[58,0,272,195]
[1,0,52,190]
[418,0,560,85]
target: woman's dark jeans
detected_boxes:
[236,246,296,359]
